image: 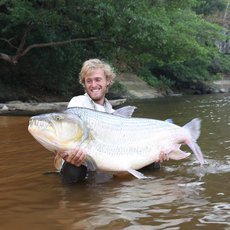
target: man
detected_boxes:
[56,59,166,183]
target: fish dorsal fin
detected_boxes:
[113,106,137,118]
[165,118,174,124]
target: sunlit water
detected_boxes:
[0,93,229,230]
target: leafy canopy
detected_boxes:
[0,0,228,99]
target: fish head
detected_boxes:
[28,112,87,152]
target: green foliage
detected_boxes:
[208,53,230,74]
[138,67,175,90]
[0,0,229,99]
[194,0,226,15]
[109,81,128,98]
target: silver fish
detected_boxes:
[28,107,204,179]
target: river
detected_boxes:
[0,93,229,230]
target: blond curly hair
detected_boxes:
[79,59,116,88]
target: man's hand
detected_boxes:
[58,146,86,167]
[156,152,169,163]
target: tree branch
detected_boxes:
[20,37,96,57]
[0,37,18,49]
[0,52,13,63]
[16,22,33,56]
[0,37,97,64]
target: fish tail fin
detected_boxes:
[183,118,204,165]
[183,118,201,141]
[187,142,204,165]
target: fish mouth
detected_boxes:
[28,114,59,139]
[28,117,55,137]
[28,116,56,137]
[28,118,50,130]
[28,117,58,152]
[28,113,66,132]
[28,112,88,151]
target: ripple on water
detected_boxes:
[199,203,230,225]
[0,94,230,230]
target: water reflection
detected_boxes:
[200,202,230,225]
[0,93,229,229]
[51,175,207,229]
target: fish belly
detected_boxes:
[68,108,188,171]
[84,129,183,172]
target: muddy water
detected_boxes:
[0,94,229,230]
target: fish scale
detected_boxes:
[68,108,180,143]
[28,107,205,179]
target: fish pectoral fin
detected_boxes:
[127,168,147,179]
[169,149,191,160]
[84,155,97,171]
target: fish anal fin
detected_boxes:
[169,149,191,160]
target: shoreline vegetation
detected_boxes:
[0,76,229,116]
[0,1,229,114]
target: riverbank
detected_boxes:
[0,98,127,115]
[0,75,229,116]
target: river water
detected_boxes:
[0,93,229,230]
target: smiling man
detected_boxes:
[56,59,116,183]
[56,59,165,184]
[68,59,115,112]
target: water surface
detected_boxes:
[0,93,229,229]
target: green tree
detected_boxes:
[0,0,228,100]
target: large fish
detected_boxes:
[28,107,204,179]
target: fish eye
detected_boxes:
[54,115,63,121]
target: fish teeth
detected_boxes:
[29,119,49,129]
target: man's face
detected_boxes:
[84,68,110,105]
